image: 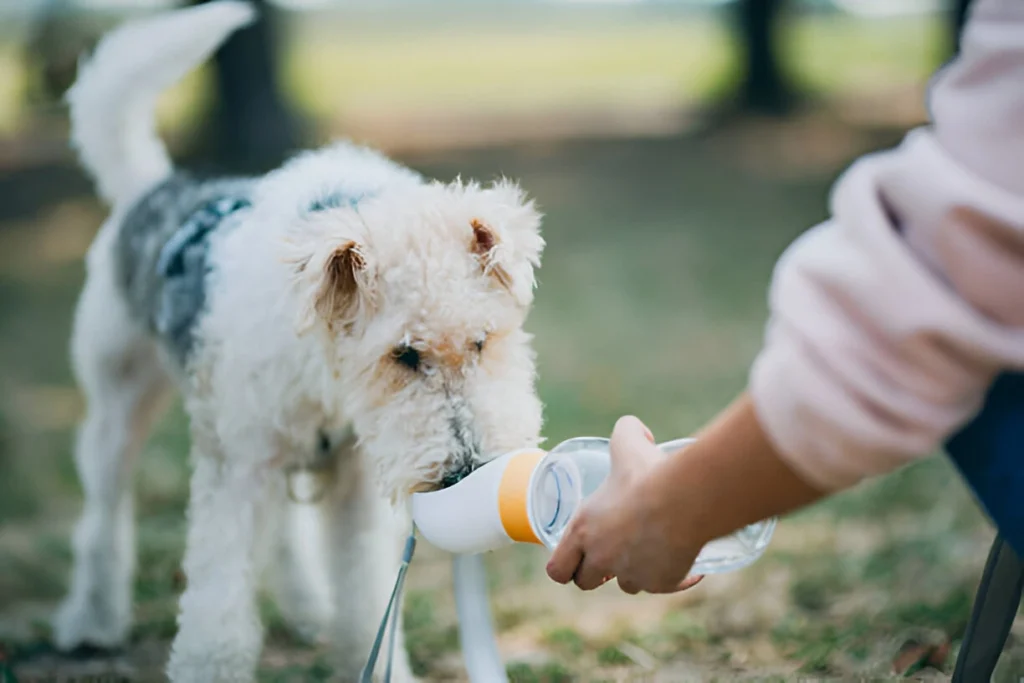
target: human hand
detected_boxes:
[544,415,705,594]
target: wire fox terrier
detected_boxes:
[52,3,545,680]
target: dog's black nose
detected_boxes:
[440,458,478,489]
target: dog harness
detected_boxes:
[152,194,251,360]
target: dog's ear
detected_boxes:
[471,180,544,307]
[470,218,513,288]
[295,240,376,335]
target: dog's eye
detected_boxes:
[474,338,485,353]
[393,345,421,371]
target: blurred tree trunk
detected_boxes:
[189,0,302,172]
[950,0,972,55]
[24,0,93,107]
[732,0,795,116]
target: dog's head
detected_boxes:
[288,177,545,501]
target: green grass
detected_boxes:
[0,408,37,519]
[784,15,946,96]
[769,588,974,675]
[594,645,632,667]
[788,560,853,614]
[542,627,586,658]
[506,660,575,683]
[281,12,944,123]
[257,660,333,683]
[402,590,461,677]
[285,16,734,120]
[659,611,710,651]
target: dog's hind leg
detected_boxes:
[54,235,171,651]
[325,444,419,683]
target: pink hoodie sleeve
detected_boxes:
[748,0,1024,491]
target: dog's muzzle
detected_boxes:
[440,458,479,489]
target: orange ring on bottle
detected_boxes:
[497,450,545,545]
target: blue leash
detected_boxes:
[360,532,417,683]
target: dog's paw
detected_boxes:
[167,630,262,683]
[283,614,329,646]
[166,649,258,683]
[52,593,130,652]
[269,589,332,645]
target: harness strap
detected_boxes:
[361,532,417,683]
[156,196,250,278]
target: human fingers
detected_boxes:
[546,525,585,585]
[608,415,657,474]
[572,554,613,591]
[675,574,704,592]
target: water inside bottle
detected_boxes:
[528,437,777,574]
[529,456,583,547]
[689,521,776,574]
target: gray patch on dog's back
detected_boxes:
[116,173,255,365]
[307,190,374,213]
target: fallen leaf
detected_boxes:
[892,637,951,676]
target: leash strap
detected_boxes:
[361,532,417,683]
[951,535,1023,682]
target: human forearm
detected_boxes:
[649,393,825,546]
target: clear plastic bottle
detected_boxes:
[529,437,776,575]
[411,435,777,575]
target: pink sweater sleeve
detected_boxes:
[749,0,1024,491]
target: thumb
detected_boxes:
[608,415,656,473]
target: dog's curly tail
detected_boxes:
[67,0,256,207]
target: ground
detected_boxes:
[2,116,1022,682]
[0,7,1022,682]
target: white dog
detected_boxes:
[52,3,545,681]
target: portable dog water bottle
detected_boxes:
[412,436,777,575]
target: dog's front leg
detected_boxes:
[326,451,418,683]
[167,450,271,683]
